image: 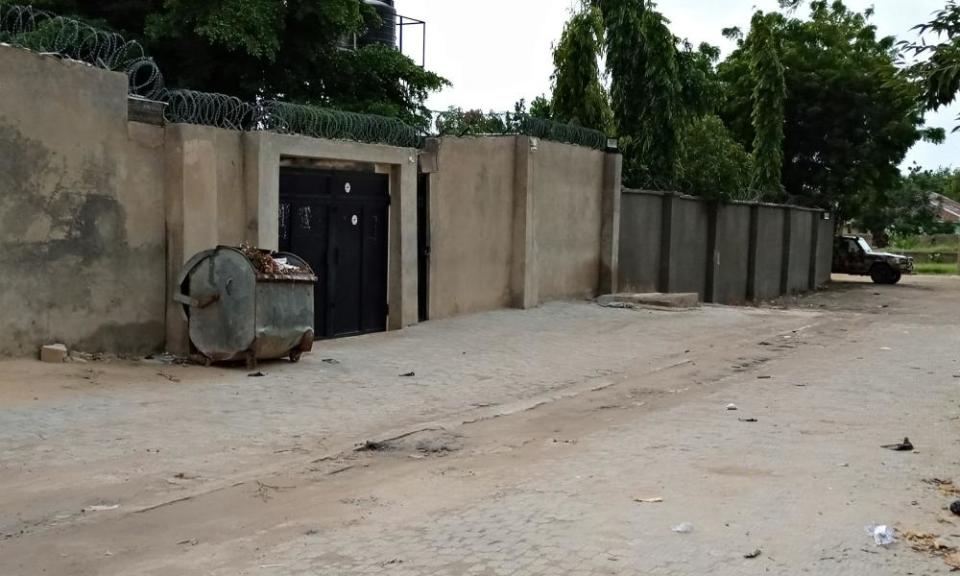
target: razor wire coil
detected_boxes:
[2,5,609,150]
[0,4,164,100]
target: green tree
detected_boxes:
[549,2,613,133]
[598,0,682,188]
[5,0,448,130]
[903,1,960,130]
[855,166,956,245]
[746,12,786,200]
[718,1,943,223]
[677,115,754,200]
[677,41,723,117]
[529,95,553,120]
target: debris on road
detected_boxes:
[84,504,120,513]
[946,552,960,570]
[901,530,954,554]
[248,372,266,378]
[356,440,389,452]
[923,478,960,496]
[881,437,914,451]
[726,403,738,411]
[672,523,694,534]
[951,501,960,516]
[254,480,293,502]
[757,375,772,380]
[744,549,762,559]
[739,418,758,423]
[322,358,340,365]
[40,343,68,363]
[400,372,416,378]
[866,525,895,546]
[633,497,663,504]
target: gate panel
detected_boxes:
[279,167,389,340]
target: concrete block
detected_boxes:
[40,343,68,363]
[597,292,700,309]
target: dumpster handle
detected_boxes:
[174,292,221,309]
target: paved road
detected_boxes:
[1,275,959,575]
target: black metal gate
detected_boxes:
[279,168,389,339]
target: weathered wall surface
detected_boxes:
[618,192,663,293]
[533,140,605,301]
[787,210,814,294]
[669,197,709,297]
[0,44,421,357]
[715,204,751,304]
[0,47,166,355]
[164,127,419,354]
[618,191,831,305]
[428,137,517,319]
[164,124,246,353]
[816,218,835,285]
[753,206,785,301]
[426,136,617,320]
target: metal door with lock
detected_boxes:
[279,168,389,339]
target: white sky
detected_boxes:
[395,0,958,170]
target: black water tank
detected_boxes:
[361,0,397,46]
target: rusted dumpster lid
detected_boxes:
[177,246,317,290]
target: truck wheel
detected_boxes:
[871,265,900,285]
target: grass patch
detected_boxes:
[894,244,959,254]
[915,262,959,275]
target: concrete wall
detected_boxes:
[787,210,813,294]
[816,218,835,285]
[0,44,421,357]
[619,192,663,293]
[715,204,752,304]
[426,137,517,319]
[668,197,710,298]
[164,126,420,354]
[618,190,832,305]
[533,139,606,301]
[163,124,248,353]
[753,206,786,301]
[0,47,166,355]
[425,136,619,320]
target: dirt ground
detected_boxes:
[2,274,959,575]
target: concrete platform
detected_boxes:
[597,292,700,309]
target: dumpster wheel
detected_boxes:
[289,349,303,363]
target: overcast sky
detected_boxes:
[395,0,958,170]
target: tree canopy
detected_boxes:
[548,2,612,133]
[719,1,942,222]
[745,12,786,200]
[598,0,682,188]
[903,0,960,130]
[12,0,448,130]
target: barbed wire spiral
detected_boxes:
[2,4,608,150]
[164,90,256,131]
[260,101,423,148]
[433,109,608,150]
[0,5,164,100]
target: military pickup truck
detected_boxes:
[832,235,914,285]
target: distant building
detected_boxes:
[931,193,960,224]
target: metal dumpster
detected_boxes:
[176,246,316,367]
